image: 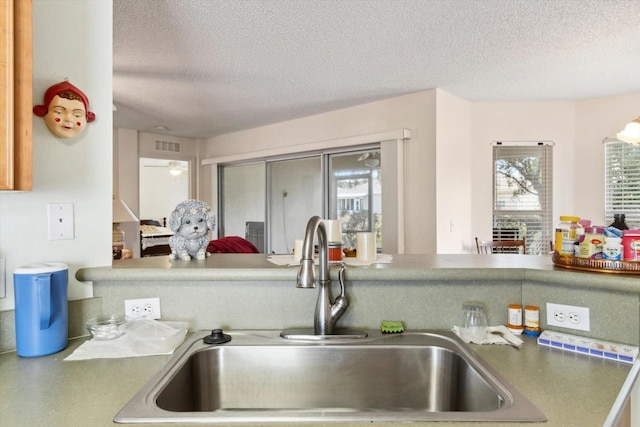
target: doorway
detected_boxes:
[139,157,191,224]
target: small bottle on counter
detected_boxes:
[523,305,541,337]
[555,216,583,257]
[604,237,623,260]
[507,304,523,335]
[603,227,624,261]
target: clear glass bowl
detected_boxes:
[86,314,127,340]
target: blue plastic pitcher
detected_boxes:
[14,263,68,357]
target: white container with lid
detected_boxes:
[603,236,623,261]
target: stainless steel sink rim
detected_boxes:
[114,330,546,424]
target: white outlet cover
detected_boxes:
[546,302,590,332]
[124,297,161,320]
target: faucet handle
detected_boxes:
[331,264,349,320]
[296,259,316,288]
[338,264,347,298]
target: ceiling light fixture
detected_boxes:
[617,115,640,145]
[168,161,183,176]
[358,151,380,168]
[357,153,371,161]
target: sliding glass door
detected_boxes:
[268,157,322,254]
[329,149,381,250]
[219,146,382,254]
[220,163,266,250]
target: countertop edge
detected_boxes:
[76,254,640,294]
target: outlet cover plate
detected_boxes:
[124,297,161,320]
[47,203,74,240]
[546,302,590,332]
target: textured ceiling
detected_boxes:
[113,0,640,139]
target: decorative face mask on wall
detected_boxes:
[33,80,96,139]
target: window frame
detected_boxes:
[491,141,554,255]
[604,138,640,228]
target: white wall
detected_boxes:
[0,0,113,310]
[471,93,640,244]
[436,90,473,253]
[114,128,139,255]
[471,101,576,246]
[574,91,640,224]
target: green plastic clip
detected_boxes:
[381,320,405,333]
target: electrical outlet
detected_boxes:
[125,297,161,320]
[546,303,590,332]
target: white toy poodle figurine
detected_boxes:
[168,199,216,260]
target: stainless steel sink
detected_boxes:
[115,330,546,423]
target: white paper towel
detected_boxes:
[64,334,178,360]
[65,320,187,360]
[452,325,524,347]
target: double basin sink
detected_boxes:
[115,330,546,423]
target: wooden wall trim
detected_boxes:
[0,1,15,189]
[0,0,31,191]
[14,0,32,191]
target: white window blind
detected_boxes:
[604,138,640,228]
[492,142,553,255]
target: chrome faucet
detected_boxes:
[296,216,349,335]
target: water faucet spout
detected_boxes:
[296,216,327,289]
[295,216,347,335]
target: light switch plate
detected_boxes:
[47,203,74,240]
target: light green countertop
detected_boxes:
[0,331,631,427]
[77,254,640,294]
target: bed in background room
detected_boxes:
[139,219,173,257]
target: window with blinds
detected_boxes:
[604,138,640,228]
[492,142,553,255]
